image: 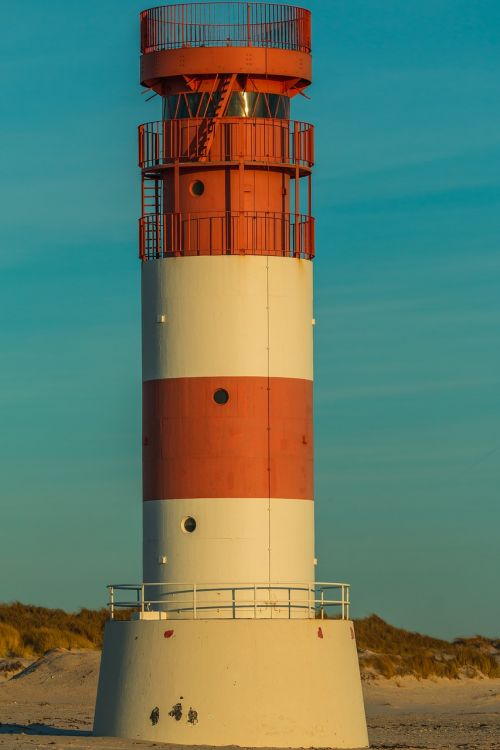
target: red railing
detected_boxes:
[139,118,314,169]
[140,3,311,53]
[139,211,314,260]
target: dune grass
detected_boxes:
[0,603,108,658]
[356,614,500,679]
[0,604,498,680]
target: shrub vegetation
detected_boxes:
[0,603,115,658]
[356,614,500,679]
[1,604,498,680]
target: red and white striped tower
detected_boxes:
[139,3,315,603]
[95,5,368,747]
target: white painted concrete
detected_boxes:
[143,497,315,606]
[141,255,313,381]
[94,618,369,748]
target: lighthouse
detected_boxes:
[94,4,368,747]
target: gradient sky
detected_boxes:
[1,0,499,639]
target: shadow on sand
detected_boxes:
[0,723,91,737]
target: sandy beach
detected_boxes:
[0,650,499,750]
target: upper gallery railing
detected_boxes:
[140,3,312,53]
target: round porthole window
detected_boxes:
[181,516,197,533]
[213,388,229,405]
[190,180,205,197]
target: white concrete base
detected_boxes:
[94,618,368,748]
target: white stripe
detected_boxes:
[143,497,315,586]
[142,255,313,381]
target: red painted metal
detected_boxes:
[140,3,311,53]
[142,376,313,501]
[139,211,314,260]
[138,2,314,262]
[138,118,314,170]
[140,45,311,93]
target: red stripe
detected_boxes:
[143,377,313,501]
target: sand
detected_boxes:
[0,650,499,750]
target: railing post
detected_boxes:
[238,160,245,253]
[320,588,324,620]
[308,583,312,619]
[109,585,114,620]
[155,212,160,259]
[294,120,300,257]
[141,583,145,615]
[193,583,197,620]
[232,587,236,620]
[310,215,315,260]
[308,169,312,213]
[254,583,257,619]
[341,585,345,620]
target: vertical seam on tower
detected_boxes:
[266,256,271,585]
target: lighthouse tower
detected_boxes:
[94,4,368,748]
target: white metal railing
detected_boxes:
[107,581,350,620]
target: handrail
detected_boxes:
[139,118,314,169]
[140,3,312,54]
[139,210,314,260]
[106,581,350,620]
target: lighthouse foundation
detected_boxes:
[94,618,368,748]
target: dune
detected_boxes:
[0,649,98,748]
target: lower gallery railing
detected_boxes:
[139,211,314,260]
[107,582,350,620]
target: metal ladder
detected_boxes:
[141,177,164,258]
[142,176,162,215]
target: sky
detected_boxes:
[1,0,499,639]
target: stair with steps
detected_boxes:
[196,73,237,162]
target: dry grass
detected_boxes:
[0,623,23,658]
[0,659,24,675]
[356,614,500,680]
[1,604,499,681]
[0,603,111,658]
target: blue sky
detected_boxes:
[1,0,499,639]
